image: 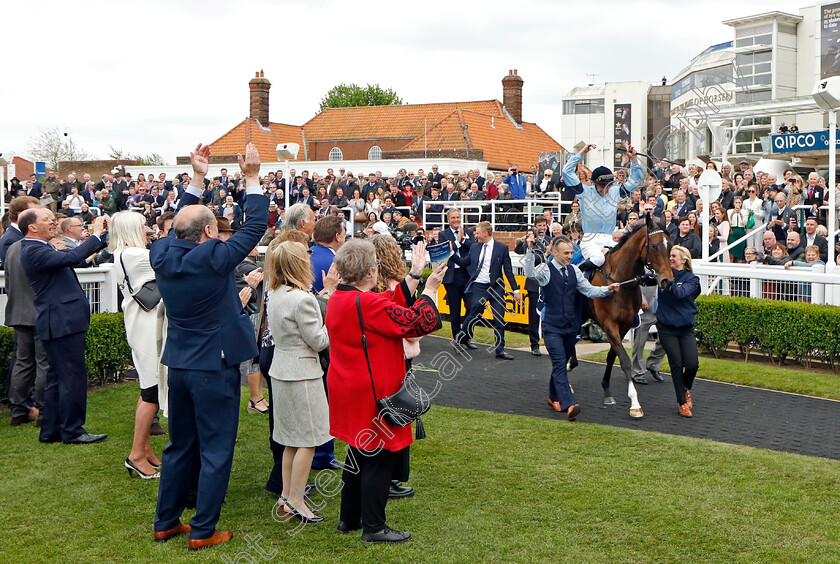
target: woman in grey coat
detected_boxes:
[265,240,331,524]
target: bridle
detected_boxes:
[603,226,665,286]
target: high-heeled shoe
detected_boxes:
[247,397,270,414]
[148,459,162,470]
[125,458,160,479]
[282,500,324,523]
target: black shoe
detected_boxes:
[631,374,648,385]
[578,258,597,272]
[496,352,515,360]
[389,480,415,499]
[335,520,363,534]
[455,338,478,350]
[568,358,579,371]
[531,347,542,356]
[649,369,665,382]
[361,526,412,544]
[39,435,61,444]
[281,500,324,524]
[150,422,166,436]
[64,432,108,444]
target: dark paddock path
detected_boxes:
[412,336,840,461]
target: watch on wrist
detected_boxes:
[408,272,423,280]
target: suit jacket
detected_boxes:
[27,185,43,199]
[0,225,24,268]
[266,286,329,382]
[672,200,695,218]
[428,172,444,188]
[438,226,474,285]
[20,235,105,340]
[310,244,335,293]
[450,238,519,293]
[803,185,825,208]
[4,240,37,327]
[150,188,268,371]
[803,234,829,262]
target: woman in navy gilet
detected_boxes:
[524,235,618,421]
[654,245,701,417]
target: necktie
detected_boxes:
[474,244,488,280]
[810,187,814,199]
[561,265,568,282]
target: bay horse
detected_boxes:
[587,213,673,418]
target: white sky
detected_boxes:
[1,0,804,164]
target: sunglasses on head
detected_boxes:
[594,174,614,184]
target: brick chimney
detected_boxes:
[502,69,524,124]
[249,70,271,125]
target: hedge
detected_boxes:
[695,295,840,369]
[0,313,133,402]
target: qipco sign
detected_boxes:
[771,130,838,153]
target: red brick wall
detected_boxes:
[307,138,413,161]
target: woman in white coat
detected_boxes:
[110,211,167,479]
[266,240,331,523]
[742,184,766,250]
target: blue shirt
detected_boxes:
[561,152,643,235]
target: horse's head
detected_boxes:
[643,213,674,290]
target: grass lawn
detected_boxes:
[2,384,840,563]
[581,347,840,401]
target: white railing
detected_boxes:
[692,261,840,306]
[0,264,120,326]
[421,195,568,231]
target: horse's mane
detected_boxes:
[606,218,666,256]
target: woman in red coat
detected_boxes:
[326,238,445,544]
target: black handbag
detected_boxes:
[119,253,162,312]
[356,294,429,440]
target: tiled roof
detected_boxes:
[209,118,305,162]
[301,100,505,141]
[397,109,563,170]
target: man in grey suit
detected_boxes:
[630,278,666,385]
[5,237,50,426]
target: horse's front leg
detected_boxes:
[603,320,643,418]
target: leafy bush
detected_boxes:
[695,295,840,369]
[1,313,133,402]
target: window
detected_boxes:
[734,129,769,154]
[734,51,771,88]
[562,98,605,115]
[367,145,382,160]
[329,147,343,161]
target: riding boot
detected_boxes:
[578,258,598,272]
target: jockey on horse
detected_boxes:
[561,142,643,270]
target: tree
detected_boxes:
[108,145,168,166]
[319,83,403,110]
[26,127,90,169]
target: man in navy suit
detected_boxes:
[19,208,109,444]
[437,208,475,347]
[450,221,521,359]
[151,143,267,551]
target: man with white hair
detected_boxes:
[283,202,316,237]
[803,172,826,219]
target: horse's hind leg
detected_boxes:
[601,348,617,405]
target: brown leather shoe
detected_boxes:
[684,389,693,410]
[10,415,35,426]
[567,404,581,421]
[547,398,562,412]
[188,530,233,551]
[678,403,693,418]
[154,523,191,543]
